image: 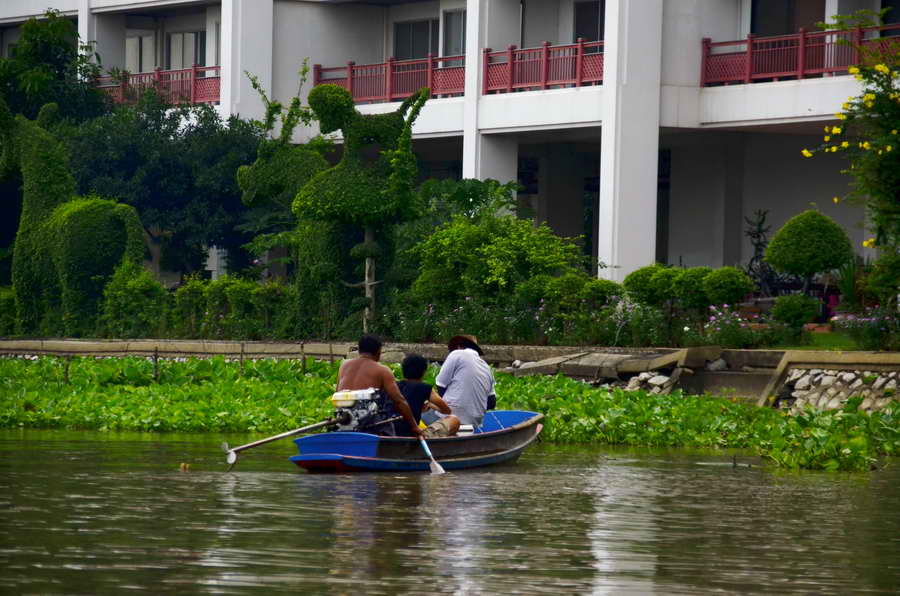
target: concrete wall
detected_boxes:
[667,130,869,268]
[272,0,385,108]
[522,0,559,47]
[0,1,78,23]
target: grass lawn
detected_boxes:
[775,331,860,351]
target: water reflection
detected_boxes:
[1,432,899,594]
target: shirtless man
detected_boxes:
[336,335,424,438]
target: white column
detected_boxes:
[461,0,484,178]
[475,134,517,182]
[598,0,663,282]
[78,0,92,48]
[220,0,273,121]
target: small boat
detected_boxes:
[290,410,543,473]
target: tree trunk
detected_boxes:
[363,226,375,334]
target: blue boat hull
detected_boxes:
[290,410,543,473]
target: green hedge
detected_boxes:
[0,287,15,336]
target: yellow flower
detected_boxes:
[875,63,890,74]
[855,74,864,81]
[801,149,813,158]
[865,101,874,108]
[892,130,898,135]
[878,150,883,155]
[832,196,840,204]
[824,135,831,142]
[832,126,842,134]
[842,102,850,110]
[863,238,875,248]
[863,141,871,149]
[835,113,847,120]
[841,141,849,148]
[888,145,893,152]
[849,66,860,74]
[864,93,876,101]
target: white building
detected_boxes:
[1,0,894,280]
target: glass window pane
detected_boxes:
[444,11,466,56]
[125,36,140,73]
[196,31,206,66]
[411,20,429,59]
[141,35,154,71]
[184,32,196,68]
[394,22,412,60]
[574,1,601,42]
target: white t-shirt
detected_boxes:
[435,348,495,426]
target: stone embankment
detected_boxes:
[777,369,898,413]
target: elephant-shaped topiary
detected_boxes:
[1,98,144,335]
[294,84,429,330]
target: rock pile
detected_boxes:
[778,368,898,413]
[622,368,685,395]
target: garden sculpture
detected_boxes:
[0,97,143,335]
[294,84,429,332]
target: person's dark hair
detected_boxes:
[358,335,382,355]
[401,354,428,380]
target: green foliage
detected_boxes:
[412,214,585,306]
[702,266,755,306]
[294,86,429,227]
[833,307,900,351]
[622,264,666,305]
[810,11,900,246]
[765,210,854,282]
[5,100,143,336]
[673,267,712,311]
[0,286,14,336]
[60,94,263,273]
[864,251,900,309]
[172,276,207,338]
[100,261,169,338]
[0,9,107,122]
[771,294,820,332]
[4,355,898,471]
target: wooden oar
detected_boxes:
[419,437,446,474]
[222,417,338,469]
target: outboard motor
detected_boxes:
[330,388,394,433]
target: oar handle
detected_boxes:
[419,437,435,459]
[229,418,337,455]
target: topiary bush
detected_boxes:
[100,261,170,338]
[703,266,755,306]
[622,263,666,305]
[0,287,15,336]
[172,276,207,338]
[865,251,900,309]
[771,294,820,336]
[673,267,712,311]
[765,210,853,288]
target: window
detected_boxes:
[125,34,155,73]
[751,0,824,36]
[166,31,206,70]
[443,10,466,56]
[574,0,605,42]
[394,19,438,60]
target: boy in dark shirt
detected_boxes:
[397,354,460,438]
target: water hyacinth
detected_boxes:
[2,356,899,471]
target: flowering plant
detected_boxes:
[831,307,900,350]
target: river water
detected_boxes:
[1,430,899,595]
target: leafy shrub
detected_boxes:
[765,210,853,282]
[412,214,584,306]
[684,304,761,349]
[703,267,755,306]
[173,276,207,337]
[100,262,169,338]
[673,267,712,311]
[0,287,15,336]
[864,251,900,309]
[622,263,666,305]
[649,267,680,304]
[771,294,820,333]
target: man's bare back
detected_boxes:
[336,336,423,437]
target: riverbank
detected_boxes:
[1,355,897,471]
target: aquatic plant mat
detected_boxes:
[1,354,897,471]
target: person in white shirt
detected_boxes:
[432,334,496,427]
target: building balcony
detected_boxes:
[483,40,604,94]
[701,23,900,87]
[313,55,465,104]
[97,65,221,105]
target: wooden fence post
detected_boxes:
[190,63,197,103]
[482,48,492,94]
[797,29,806,79]
[575,38,584,87]
[346,61,355,99]
[385,57,395,102]
[743,34,754,84]
[700,37,711,86]
[541,41,550,89]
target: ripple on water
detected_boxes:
[1,432,899,594]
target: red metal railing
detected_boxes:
[483,39,604,94]
[702,23,900,86]
[97,65,221,104]
[313,55,465,104]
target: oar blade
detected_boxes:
[429,459,446,475]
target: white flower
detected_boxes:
[683,326,690,332]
